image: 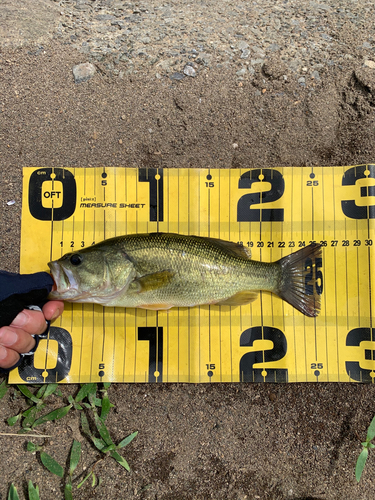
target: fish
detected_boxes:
[48,232,322,317]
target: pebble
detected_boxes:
[240,49,250,59]
[72,62,96,83]
[170,72,185,80]
[238,41,249,51]
[364,60,375,69]
[183,65,196,77]
[298,76,306,85]
[236,68,246,76]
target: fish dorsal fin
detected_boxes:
[215,291,258,306]
[130,270,174,293]
[206,238,251,259]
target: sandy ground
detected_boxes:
[2,2,375,499]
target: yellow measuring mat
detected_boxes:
[10,165,375,384]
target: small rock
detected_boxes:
[240,49,250,59]
[298,76,306,85]
[118,139,123,144]
[250,58,264,66]
[236,68,246,76]
[251,46,266,58]
[183,65,196,77]
[6,200,15,206]
[72,62,96,83]
[268,43,280,52]
[232,143,238,149]
[311,70,320,80]
[196,52,211,66]
[364,60,375,69]
[238,41,249,51]
[170,72,185,81]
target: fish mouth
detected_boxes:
[48,261,80,300]
[47,261,130,304]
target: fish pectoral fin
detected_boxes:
[132,270,174,293]
[216,291,258,306]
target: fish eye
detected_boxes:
[70,254,83,266]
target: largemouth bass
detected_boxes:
[48,233,322,317]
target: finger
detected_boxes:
[0,345,22,370]
[42,301,65,322]
[10,309,47,335]
[0,326,36,361]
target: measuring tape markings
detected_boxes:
[14,166,375,384]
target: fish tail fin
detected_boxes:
[276,243,322,317]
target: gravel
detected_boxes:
[47,0,375,84]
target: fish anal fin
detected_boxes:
[138,303,174,310]
[216,291,258,306]
[133,270,174,293]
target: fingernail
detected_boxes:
[0,329,18,346]
[11,312,28,327]
[50,308,62,322]
[0,346,7,360]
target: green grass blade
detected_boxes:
[100,393,113,422]
[69,440,81,475]
[103,382,111,390]
[94,412,114,446]
[40,451,64,478]
[7,484,20,500]
[32,404,72,428]
[77,471,92,489]
[22,406,39,429]
[43,383,59,399]
[64,483,73,500]
[80,412,92,437]
[110,450,130,471]
[35,385,48,400]
[75,383,97,403]
[88,392,102,407]
[356,448,369,482]
[27,442,43,453]
[16,385,40,404]
[366,414,375,442]
[92,436,107,451]
[101,444,117,453]
[0,379,8,399]
[7,414,21,426]
[28,481,41,500]
[80,412,106,450]
[117,431,138,449]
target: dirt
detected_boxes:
[1,3,375,500]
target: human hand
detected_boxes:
[0,301,64,371]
